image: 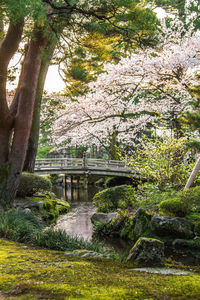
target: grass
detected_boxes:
[0,210,107,254]
[0,239,200,299]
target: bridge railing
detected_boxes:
[35,158,127,169]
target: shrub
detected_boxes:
[126,133,191,189]
[159,198,191,217]
[137,183,179,212]
[180,186,200,212]
[105,176,133,187]
[187,213,200,236]
[93,185,138,213]
[17,172,52,197]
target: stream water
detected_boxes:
[53,182,131,253]
[53,181,200,265]
[54,185,97,241]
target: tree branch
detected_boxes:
[0,19,24,118]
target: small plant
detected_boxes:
[17,172,52,197]
[93,185,138,212]
[159,198,191,217]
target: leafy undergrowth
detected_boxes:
[0,239,200,299]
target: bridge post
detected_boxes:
[83,176,88,190]
[71,176,74,188]
[77,176,80,188]
[63,175,67,200]
[82,151,87,168]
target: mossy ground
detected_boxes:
[0,239,200,299]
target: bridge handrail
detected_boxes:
[35,157,127,169]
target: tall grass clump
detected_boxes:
[0,210,107,255]
[35,228,106,253]
[0,210,43,243]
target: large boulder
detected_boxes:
[127,237,164,267]
[172,237,200,250]
[150,216,194,239]
[91,212,118,225]
[132,208,152,241]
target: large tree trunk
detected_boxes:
[23,38,58,172]
[0,26,47,208]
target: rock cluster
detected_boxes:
[127,237,164,267]
[91,208,200,267]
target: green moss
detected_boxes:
[159,198,191,217]
[26,192,70,221]
[93,185,138,213]
[187,212,200,222]
[0,239,200,299]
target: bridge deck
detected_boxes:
[35,158,136,177]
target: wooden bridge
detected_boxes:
[35,157,134,177]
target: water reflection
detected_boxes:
[54,183,97,241]
[54,181,131,254]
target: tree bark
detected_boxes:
[0,28,47,208]
[23,38,58,172]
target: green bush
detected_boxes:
[126,134,191,189]
[180,186,200,212]
[137,183,179,212]
[17,172,52,197]
[93,185,138,213]
[159,198,191,217]
[105,176,132,187]
[187,213,200,236]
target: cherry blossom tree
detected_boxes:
[52,32,200,158]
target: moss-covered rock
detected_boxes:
[133,208,152,240]
[93,209,127,237]
[127,237,164,267]
[172,237,200,250]
[15,191,70,222]
[150,216,194,239]
[159,198,191,217]
[17,172,52,197]
[91,212,118,225]
[93,185,138,213]
[93,208,152,242]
